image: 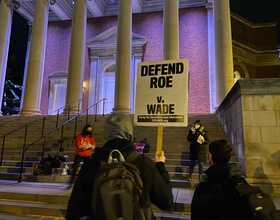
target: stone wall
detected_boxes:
[216,83,245,170]
[217,79,280,196]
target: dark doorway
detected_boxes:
[1,12,29,115]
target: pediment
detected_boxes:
[87,26,147,49]
[49,72,68,79]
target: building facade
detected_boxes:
[0,0,279,116]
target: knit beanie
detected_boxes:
[104,112,133,141]
[209,139,232,164]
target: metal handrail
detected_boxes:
[0,116,44,166]
[1,116,43,138]
[0,99,81,166]
[17,98,106,182]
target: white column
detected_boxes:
[65,0,87,114]
[21,0,49,115]
[0,0,13,114]
[114,0,132,113]
[213,0,234,106]
[164,0,179,59]
[207,2,217,112]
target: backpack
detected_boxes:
[36,155,53,175]
[233,178,277,220]
[92,149,152,220]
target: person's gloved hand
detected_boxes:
[155,151,166,163]
[191,127,196,133]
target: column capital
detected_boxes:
[1,0,20,10]
[49,0,56,5]
[205,1,213,9]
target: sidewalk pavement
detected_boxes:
[0,180,70,196]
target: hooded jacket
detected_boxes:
[66,138,173,220]
[191,162,251,220]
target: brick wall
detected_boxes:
[41,7,210,114]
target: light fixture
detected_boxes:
[83,80,89,91]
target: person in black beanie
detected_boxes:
[191,139,249,220]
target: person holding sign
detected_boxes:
[187,120,208,182]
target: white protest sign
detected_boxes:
[134,59,188,127]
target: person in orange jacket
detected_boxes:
[68,124,96,187]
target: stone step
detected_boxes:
[0,192,68,205]
[0,182,193,219]
[0,166,34,173]
[0,201,190,220]
[0,179,193,218]
[0,213,64,220]
[3,150,193,157]
[0,199,66,217]
[0,165,200,177]
[1,160,36,167]
[154,211,190,220]
[0,155,195,167]
[0,172,200,188]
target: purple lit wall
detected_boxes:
[41,7,210,114]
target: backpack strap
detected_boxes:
[126,151,140,163]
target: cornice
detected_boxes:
[233,41,280,66]
[231,13,278,29]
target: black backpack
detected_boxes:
[92,149,152,220]
[233,178,278,220]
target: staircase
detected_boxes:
[0,113,228,219]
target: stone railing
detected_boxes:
[217,78,280,196]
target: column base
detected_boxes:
[21,109,42,116]
[113,107,130,114]
[63,106,80,115]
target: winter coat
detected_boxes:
[191,163,251,220]
[187,127,208,160]
[75,134,96,158]
[66,138,173,220]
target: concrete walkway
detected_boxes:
[0,180,195,204]
[0,180,70,196]
[0,180,279,220]
[0,180,279,205]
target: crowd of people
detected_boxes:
[60,113,277,220]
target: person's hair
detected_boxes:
[81,124,93,136]
[209,139,232,164]
[194,120,201,124]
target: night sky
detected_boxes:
[230,0,280,23]
[7,1,280,87]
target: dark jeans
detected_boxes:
[189,159,203,178]
[189,146,204,180]
[69,155,90,185]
